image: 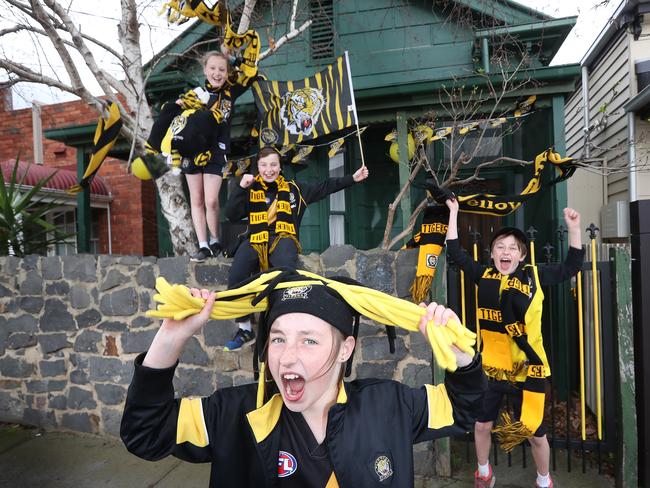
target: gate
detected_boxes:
[444,224,632,481]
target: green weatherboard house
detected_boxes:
[146,0,579,256]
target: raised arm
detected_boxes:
[538,208,585,286]
[299,165,368,204]
[143,290,216,368]
[444,198,484,283]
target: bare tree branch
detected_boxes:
[259,19,312,61]
[237,0,258,33]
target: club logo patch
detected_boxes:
[260,127,279,145]
[374,455,393,482]
[278,450,297,477]
[280,87,325,136]
[426,253,438,269]
[282,285,312,301]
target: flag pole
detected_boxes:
[344,51,366,168]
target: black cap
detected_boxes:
[266,284,354,337]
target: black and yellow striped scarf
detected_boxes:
[249,175,301,271]
[404,205,449,303]
[477,265,546,451]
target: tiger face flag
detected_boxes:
[251,52,358,148]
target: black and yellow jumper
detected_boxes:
[446,238,584,382]
[121,352,486,487]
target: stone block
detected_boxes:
[413,442,435,477]
[62,255,97,282]
[139,291,152,312]
[97,320,128,332]
[26,380,49,393]
[98,256,117,268]
[0,283,13,298]
[40,299,75,332]
[409,333,433,362]
[356,250,395,293]
[120,329,157,354]
[118,255,142,266]
[40,359,67,377]
[100,269,130,291]
[67,386,97,409]
[7,314,38,334]
[45,281,70,296]
[37,333,72,354]
[0,391,22,423]
[210,348,240,372]
[130,316,153,328]
[21,255,39,270]
[0,380,21,389]
[136,266,156,289]
[0,356,35,377]
[70,369,89,385]
[88,356,134,385]
[361,336,407,361]
[216,373,233,389]
[19,296,43,313]
[354,361,398,380]
[179,337,210,366]
[174,367,215,397]
[69,286,91,309]
[95,384,127,405]
[101,407,123,437]
[3,256,20,275]
[195,264,229,287]
[395,248,418,298]
[49,394,67,410]
[19,270,42,295]
[321,244,356,268]
[158,256,189,284]
[60,412,99,433]
[203,320,239,347]
[41,256,62,280]
[74,330,102,353]
[75,309,102,329]
[297,253,321,273]
[47,380,67,391]
[99,288,138,316]
[6,332,37,349]
[23,408,56,428]
[401,363,432,388]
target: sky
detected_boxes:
[2,0,621,109]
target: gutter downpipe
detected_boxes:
[581,66,590,158]
[628,111,637,202]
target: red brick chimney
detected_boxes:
[0,87,13,112]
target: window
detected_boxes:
[47,208,99,256]
[328,151,345,245]
[309,0,335,63]
[429,126,503,173]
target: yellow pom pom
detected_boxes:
[131,157,152,180]
[389,133,415,163]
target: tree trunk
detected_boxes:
[155,172,197,255]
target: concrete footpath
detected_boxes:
[0,423,614,487]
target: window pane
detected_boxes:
[329,214,345,246]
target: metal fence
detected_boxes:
[445,224,627,476]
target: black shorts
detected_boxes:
[478,378,547,437]
[181,151,226,176]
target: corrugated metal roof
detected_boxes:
[1,160,111,196]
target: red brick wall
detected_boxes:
[0,97,159,256]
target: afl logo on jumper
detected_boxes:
[278,450,297,477]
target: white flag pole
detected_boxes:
[344,51,366,168]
